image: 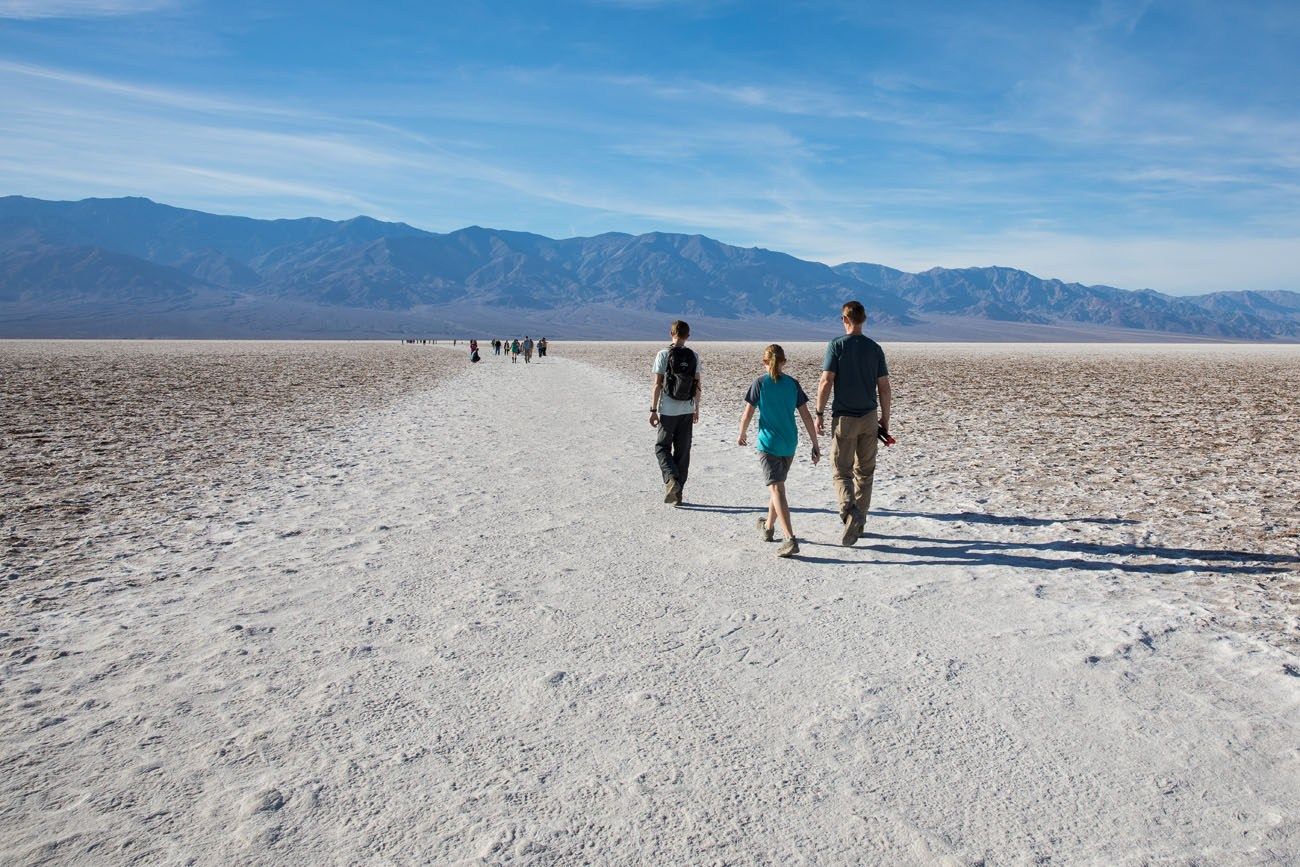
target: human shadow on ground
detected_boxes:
[790,549,872,566]
[866,531,1300,566]
[678,503,838,516]
[693,504,1294,574]
[875,508,1138,527]
[850,532,1297,576]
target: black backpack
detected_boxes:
[664,346,697,401]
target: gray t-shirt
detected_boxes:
[652,347,701,416]
[822,334,888,417]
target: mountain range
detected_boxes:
[1,195,1296,340]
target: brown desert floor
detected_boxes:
[1,340,461,594]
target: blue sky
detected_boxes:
[2,0,1298,293]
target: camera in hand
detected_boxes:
[877,423,896,446]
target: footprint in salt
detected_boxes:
[621,691,663,711]
[243,787,286,816]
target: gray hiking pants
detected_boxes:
[655,413,693,486]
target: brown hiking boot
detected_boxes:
[841,507,864,547]
[665,478,682,504]
[776,537,799,558]
[756,516,774,542]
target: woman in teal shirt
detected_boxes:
[737,344,821,557]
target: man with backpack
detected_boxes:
[814,300,892,546]
[650,320,701,506]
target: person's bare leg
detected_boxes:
[771,482,794,539]
[766,498,778,534]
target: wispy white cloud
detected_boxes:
[1083,0,1155,35]
[0,59,318,119]
[603,73,914,124]
[0,0,175,19]
[0,63,427,218]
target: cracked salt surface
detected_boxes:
[1,340,1298,864]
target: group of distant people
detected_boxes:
[484,336,547,363]
[650,301,892,559]
[410,336,550,364]
[462,337,549,364]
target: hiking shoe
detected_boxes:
[664,478,682,504]
[756,516,774,542]
[841,507,865,547]
[776,537,799,558]
[674,485,684,507]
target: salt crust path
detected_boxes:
[4,351,1299,865]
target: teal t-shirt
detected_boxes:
[744,374,809,457]
[822,334,888,417]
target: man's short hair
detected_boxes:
[841,301,866,324]
[671,320,690,338]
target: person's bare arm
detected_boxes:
[815,371,835,436]
[737,403,755,446]
[797,403,821,464]
[649,373,664,427]
[878,375,892,430]
[692,376,702,423]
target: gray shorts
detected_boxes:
[759,452,794,486]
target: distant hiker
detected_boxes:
[469,339,480,363]
[538,337,548,359]
[523,336,535,364]
[738,344,820,558]
[814,300,892,546]
[650,320,701,506]
[511,339,521,363]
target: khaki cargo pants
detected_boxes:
[831,412,879,518]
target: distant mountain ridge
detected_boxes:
[0,195,1295,340]
[834,263,1300,339]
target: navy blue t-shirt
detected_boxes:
[822,334,888,417]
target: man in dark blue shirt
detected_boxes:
[814,300,892,546]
